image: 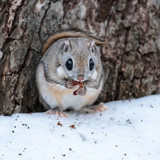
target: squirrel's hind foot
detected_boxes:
[46,110,68,118]
[81,103,107,113]
[94,103,107,112]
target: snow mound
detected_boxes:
[0,95,160,160]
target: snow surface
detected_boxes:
[0,95,160,160]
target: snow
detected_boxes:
[0,95,160,160]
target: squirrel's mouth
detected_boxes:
[71,76,87,82]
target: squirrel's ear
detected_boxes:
[63,39,71,52]
[91,40,95,47]
[88,40,96,52]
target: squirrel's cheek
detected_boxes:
[56,66,67,78]
[90,70,97,79]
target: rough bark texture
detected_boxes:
[0,0,160,115]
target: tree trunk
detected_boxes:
[0,0,160,115]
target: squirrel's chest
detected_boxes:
[47,84,99,111]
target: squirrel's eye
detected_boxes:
[66,58,73,71]
[89,58,94,71]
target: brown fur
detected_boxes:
[42,31,108,55]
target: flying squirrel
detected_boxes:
[36,31,108,117]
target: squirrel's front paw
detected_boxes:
[77,86,87,96]
[65,80,74,89]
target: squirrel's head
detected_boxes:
[57,38,101,82]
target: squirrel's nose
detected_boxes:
[77,75,84,81]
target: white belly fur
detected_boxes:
[36,63,100,111]
[60,87,99,111]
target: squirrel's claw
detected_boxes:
[94,103,107,112]
[46,110,68,118]
[76,86,87,96]
[65,80,74,89]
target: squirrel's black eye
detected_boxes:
[89,58,94,71]
[66,58,73,71]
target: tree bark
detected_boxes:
[0,0,160,115]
